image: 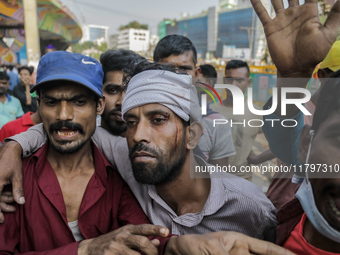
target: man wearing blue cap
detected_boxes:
[0,51,175,254]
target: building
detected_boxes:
[117,28,150,52]
[158,0,271,63]
[0,0,82,65]
[81,24,109,45]
[109,34,119,49]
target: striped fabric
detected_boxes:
[11,124,277,242]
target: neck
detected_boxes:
[304,217,340,253]
[47,140,94,175]
[30,112,42,125]
[155,152,211,216]
[0,93,7,104]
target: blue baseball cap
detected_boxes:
[31,51,104,97]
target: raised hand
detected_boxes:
[251,0,340,77]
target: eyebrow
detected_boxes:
[124,109,170,119]
[104,83,123,87]
[41,94,88,101]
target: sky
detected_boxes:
[61,0,220,35]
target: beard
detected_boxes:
[0,87,7,95]
[102,108,127,136]
[47,121,91,154]
[129,134,187,186]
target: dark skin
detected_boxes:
[101,70,126,137]
[251,0,340,251]
[251,0,340,118]
[37,83,105,223]
[125,103,210,216]
[0,79,9,104]
[298,113,340,253]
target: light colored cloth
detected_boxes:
[122,70,201,122]
[68,220,84,241]
[10,124,277,242]
[211,102,262,179]
[199,112,236,161]
[0,94,24,129]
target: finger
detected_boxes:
[324,0,340,40]
[150,239,160,246]
[0,192,14,203]
[0,201,16,213]
[123,235,158,255]
[0,210,3,223]
[250,0,272,26]
[127,224,169,237]
[271,0,285,14]
[246,236,296,255]
[12,171,25,205]
[288,0,299,7]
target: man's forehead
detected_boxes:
[41,82,92,97]
[104,70,124,85]
[159,51,195,67]
[127,103,175,116]
[225,67,249,77]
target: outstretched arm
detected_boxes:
[251,0,340,117]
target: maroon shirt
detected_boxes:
[0,142,169,254]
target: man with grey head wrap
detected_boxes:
[1,62,277,248]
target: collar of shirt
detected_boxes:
[30,141,113,187]
[146,158,227,228]
[21,112,35,126]
[6,93,12,102]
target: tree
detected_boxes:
[119,21,148,31]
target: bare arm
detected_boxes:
[247,149,275,165]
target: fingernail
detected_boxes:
[19,197,25,204]
[160,228,166,235]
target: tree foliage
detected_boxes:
[119,21,148,31]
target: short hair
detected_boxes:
[100,49,146,83]
[312,70,340,134]
[0,71,9,81]
[153,35,197,66]
[199,64,217,78]
[225,60,250,76]
[18,66,33,75]
[7,65,14,71]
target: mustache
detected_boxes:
[129,143,160,159]
[49,121,84,134]
[322,182,340,196]
[108,108,122,115]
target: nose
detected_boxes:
[132,118,151,144]
[116,92,124,107]
[56,101,74,121]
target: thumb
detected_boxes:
[12,171,25,205]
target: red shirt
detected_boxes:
[283,213,340,255]
[0,112,34,144]
[0,142,169,254]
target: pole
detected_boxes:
[23,0,40,66]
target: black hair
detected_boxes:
[100,49,146,83]
[7,65,14,71]
[225,60,250,76]
[0,71,9,81]
[123,60,187,84]
[199,64,217,78]
[312,70,340,134]
[153,35,197,66]
[18,66,33,75]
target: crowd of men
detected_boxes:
[0,0,339,254]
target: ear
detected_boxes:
[247,77,252,87]
[186,121,203,150]
[298,124,312,164]
[97,97,105,116]
[195,67,201,77]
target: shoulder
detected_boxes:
[220,176,276,215]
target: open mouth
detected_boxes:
[55,128,79,138]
